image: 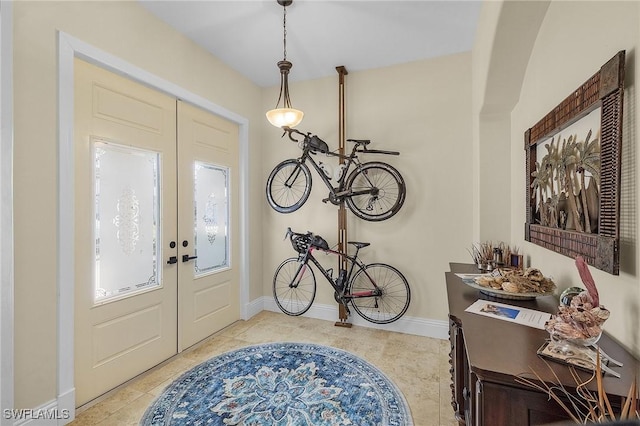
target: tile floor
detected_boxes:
[70,310,458,426]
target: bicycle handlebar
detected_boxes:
[284,226,311,240]
[281,126,308,143]
[285,227,332,253]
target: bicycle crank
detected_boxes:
[322,192,343,205]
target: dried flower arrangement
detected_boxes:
[516,358,638,423]
[468,242,495,266]
[468,241,520,269]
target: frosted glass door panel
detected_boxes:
[194,162,229,275]
[94,141,161,302]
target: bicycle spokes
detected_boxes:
[266,159,312,213]
[349,263,410,324]
[273,258,317,316]
[345,162,405,221]
[292,264,308,288]
[285,165,303,188]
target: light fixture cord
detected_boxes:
[282,4,287,60]
[273,2,294,110]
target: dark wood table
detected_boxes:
[446,263,639,426]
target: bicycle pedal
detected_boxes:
[321,197,329,203]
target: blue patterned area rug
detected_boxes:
[140,342,413,425]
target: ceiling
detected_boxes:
[139,0,482,88]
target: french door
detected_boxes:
[177,101,240,351]
[73,59,239,406]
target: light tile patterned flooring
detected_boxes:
[71,310,458,425]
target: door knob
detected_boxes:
[167,256,178,265]
[182,254,198,262]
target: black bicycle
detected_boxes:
[273,228,411,324]
[266,127,406,221]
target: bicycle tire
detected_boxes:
[266,159,312,213]
[273,257,316,316]
[349,263,410,324]
[344,161,406,221]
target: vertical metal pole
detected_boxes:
[335,66,351,327]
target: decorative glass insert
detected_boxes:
[94,141,161,302]
[194,162,229,275]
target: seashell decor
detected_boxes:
[545,256,610,344]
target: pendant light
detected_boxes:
[266,0,304,128]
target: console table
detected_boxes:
[447,263,639,426]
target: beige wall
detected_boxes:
[476,0,640,356]
[261,53,474,322]
[514,0,640,356]
[13,0,639,415]
[13,1,264,408]
[13,0,475,411]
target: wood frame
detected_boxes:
[524,51,625,275]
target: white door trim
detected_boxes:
[57,31,251,421]
[0,2,14,424]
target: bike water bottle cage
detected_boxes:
[308,135,329,154]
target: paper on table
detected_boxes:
[464,299,552,330]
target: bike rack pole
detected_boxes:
[335,65,352,328]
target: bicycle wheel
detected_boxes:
[344,161,406,221]
[266,159,312,213]
[349,263,410,324]
[273,257,316,316]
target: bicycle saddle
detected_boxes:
[348,241,370,249]
[347,138,370,145]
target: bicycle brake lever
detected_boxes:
[284,227,292,240]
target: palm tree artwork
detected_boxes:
[575,129,600,233]
[531,121,601,234]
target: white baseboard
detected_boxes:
[244,296,265,320]
[258,296,448,339]
[9,391,73,426]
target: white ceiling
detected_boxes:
[139,0,482,88]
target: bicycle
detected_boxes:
[273,227,411,324]
[266,127,406,222]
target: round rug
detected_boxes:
[140,342,413,425]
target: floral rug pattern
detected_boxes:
[140,342,412,425]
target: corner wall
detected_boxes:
[261,53,474,326]
[512,0,640,356]
[475,0,640,356]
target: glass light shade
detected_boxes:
[266,108,304,128]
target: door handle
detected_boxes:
[167,256,178,265]
[182,254,198,263]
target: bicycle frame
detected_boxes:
[296,144,369,202]
[290,245,382,301]
[285,132,398,203]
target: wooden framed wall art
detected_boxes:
[524,51,625,275]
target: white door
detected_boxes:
[177,101,240,351]
[74,60,242,405]
[74,59,178,406]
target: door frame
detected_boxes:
[57,31,250,420]
[0,2,14,424]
